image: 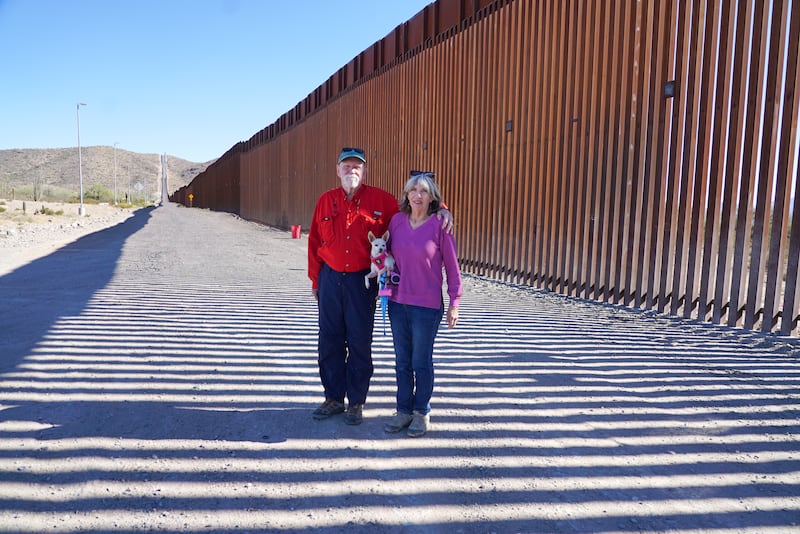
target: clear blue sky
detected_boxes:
[0,0,432,163]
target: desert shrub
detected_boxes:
[85,184,113,203]
[35,206,64,216]
[5,185,75,203]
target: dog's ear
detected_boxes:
[368,231,376,242]
[382,230,390,241]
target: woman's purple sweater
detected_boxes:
[387,212,462,310]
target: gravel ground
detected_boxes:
[0,201,798,533]
[0,199,136,276]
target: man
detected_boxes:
[308,147,451,425]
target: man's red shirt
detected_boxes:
[308,184,399,289]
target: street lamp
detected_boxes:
[113,142,119,205]
[76,102,87,216]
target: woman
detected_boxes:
[384,171,462,437]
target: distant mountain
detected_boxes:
[0,147,212,202]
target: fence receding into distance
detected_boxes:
[171,0,800,337]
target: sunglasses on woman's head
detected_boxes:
[410,170,435,179]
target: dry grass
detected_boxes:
[0,199,83,226]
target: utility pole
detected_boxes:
[76,102,87,216]
[113,142,119,205]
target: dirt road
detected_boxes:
[0,202,798,533]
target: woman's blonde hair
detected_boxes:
[399,171,441,214]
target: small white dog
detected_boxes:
[365,230,395,288]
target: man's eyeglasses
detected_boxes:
[410,170,435,179]
[341,147,365,155]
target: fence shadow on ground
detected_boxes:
[0,208,798,533]
[0,208,154,371]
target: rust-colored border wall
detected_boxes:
[172,0,800,337]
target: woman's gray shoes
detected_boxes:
[407,412,430,437]
[384,412,413,433]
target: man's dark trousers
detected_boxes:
[317,263,378,405]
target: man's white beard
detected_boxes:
[343,174,360,190]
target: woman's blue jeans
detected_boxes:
[388,301,443,415]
